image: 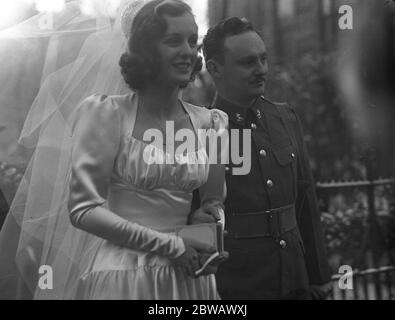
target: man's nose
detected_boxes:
[254,60,268,75]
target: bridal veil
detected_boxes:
[0,0,150,299]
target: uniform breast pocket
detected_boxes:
[273,145,296,167]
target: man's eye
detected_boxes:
[242,60,255,66]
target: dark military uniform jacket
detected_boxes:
[212,95,330,299]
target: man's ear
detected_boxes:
[206,59,222,79]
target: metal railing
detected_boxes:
[330,266,395,300]
[316,175,395,266]
[317,177,395,189]
[316,149,395,299]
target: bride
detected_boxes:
[0,0,228,300]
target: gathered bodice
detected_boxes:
[112,134,210,193]
[108,134,210,229]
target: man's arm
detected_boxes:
[289,106,332,286]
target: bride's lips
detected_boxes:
[173,62,191,73]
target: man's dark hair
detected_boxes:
[119,0,202,90]
[203,17,262,63]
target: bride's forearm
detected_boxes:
[69,205,186,259]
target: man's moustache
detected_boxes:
[249,78,266,84]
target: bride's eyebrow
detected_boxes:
[164,30,198,37]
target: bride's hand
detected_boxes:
[197,251,229,276]
[171,238,216,278]
[189,205,220,224]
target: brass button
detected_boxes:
[225,166,230,172]
[259,149,267,157]
[291,153,295,158]
[266,179,274,188]
[279,240,287,249]
[251,123,257,130]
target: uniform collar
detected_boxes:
[213,94,267,126]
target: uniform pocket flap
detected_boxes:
[273,145,296,166]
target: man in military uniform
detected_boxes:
[194,17,331,299]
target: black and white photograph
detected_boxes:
[0,0,394,303]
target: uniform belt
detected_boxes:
[226,203,297,239]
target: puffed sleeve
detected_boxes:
[197,109,228,224]
[68,95,185,259]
